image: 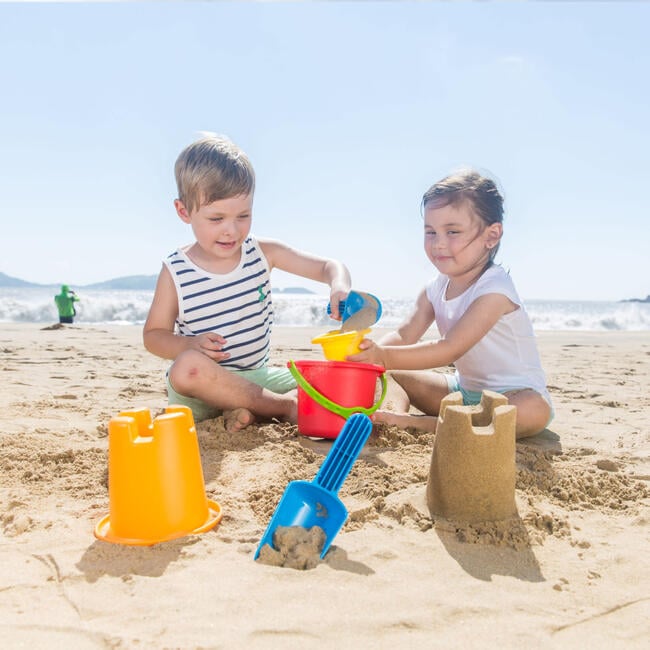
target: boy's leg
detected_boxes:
[168,350,297,424]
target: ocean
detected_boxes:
[1,287,649,331]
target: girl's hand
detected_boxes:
[347,337,386,366]
[190,332,230,362]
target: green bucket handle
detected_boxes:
[288,360,387,419]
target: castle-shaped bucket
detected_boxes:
[94,405,222,545]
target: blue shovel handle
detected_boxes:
[313,413,373,493]
[288,360,387,420]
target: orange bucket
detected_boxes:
[288,360,386,439]
[94,405,222,546]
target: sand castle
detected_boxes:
[427,390,517,523]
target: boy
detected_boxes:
[144,133,350,432]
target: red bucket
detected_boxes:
[289,360,386,439]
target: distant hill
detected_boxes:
[0,271,157,290]
[84,275,158,290]
[0,272,45,288]
[274,287,316,294]
[0,271,316,294]
[621,295,650,303]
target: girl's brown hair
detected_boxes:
[422,168,504,260]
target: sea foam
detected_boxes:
[0,288,648,331]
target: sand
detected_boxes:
[0,323,649,648]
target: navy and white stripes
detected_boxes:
[164,236,273,370]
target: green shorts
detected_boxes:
[166,365,297,423]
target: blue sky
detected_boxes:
[1,1,648,301]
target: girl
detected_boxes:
[350,169,552,438]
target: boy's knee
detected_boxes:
[169,350,207,394]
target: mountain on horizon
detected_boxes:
[0,271,158,290]
[0,271,39,288]
[0,271,316,294]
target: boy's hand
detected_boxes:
[328,290,349,321]
[190,332,230,362]
[347,337,386,367]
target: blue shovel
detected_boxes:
[327,290,382,332]
[254,413,373,560]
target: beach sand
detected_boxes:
[0,323,648,648]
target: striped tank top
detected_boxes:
[164,236,273,370]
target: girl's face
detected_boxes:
[423,200,501,281]
[175,193,253,273]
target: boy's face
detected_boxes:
[175,193,253,269]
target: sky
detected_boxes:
[1,1,648,301]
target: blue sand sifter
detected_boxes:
[254,413,373,560]
[327,290,382,332]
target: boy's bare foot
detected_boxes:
[285,395,298,425]
[224,408,256,432]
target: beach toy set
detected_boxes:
[95,405,222,546]
[290,290,386,439]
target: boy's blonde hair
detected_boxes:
[174,133,255,214]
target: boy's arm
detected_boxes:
[143,266,186,359]
[142,265,230,363]
[143,266,230,362]
[259,239,351,319]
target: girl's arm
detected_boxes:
[378,289,436,346]
[352,292,516,370]
[259,238,351,319]
[142,266,230,362]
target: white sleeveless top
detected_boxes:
[164,235,272,370]
[425,264,551,402]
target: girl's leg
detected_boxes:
[504,389,552,439]
[380,373,411,412]
[391,370,451,415]
[373,370,450,432]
